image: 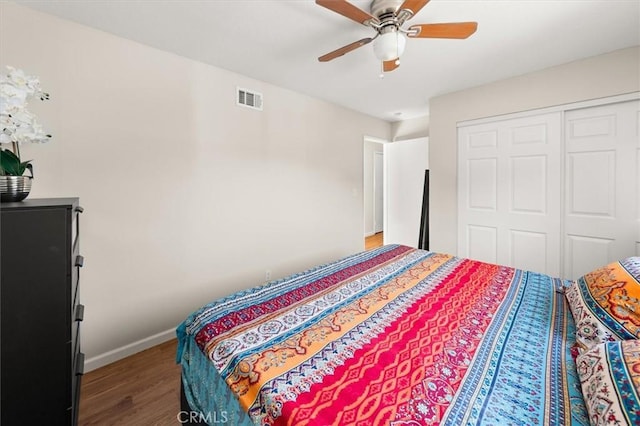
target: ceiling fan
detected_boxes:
[316,0,478,72]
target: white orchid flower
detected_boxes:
[0,66,51,146]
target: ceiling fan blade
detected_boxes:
[316,0,378,26]
[383,59,400,72]
[408,22,478,39]
[318,37,373,62]
[399,0,431,17]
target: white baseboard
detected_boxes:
[84,327,176,372]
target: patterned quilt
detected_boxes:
[177,245,588,425]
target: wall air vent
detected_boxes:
[237,87,263,111]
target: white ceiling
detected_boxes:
[13,0,640,122]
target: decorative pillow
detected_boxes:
[575,340,640,426]
[565,257,640,352]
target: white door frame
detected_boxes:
[363,136,388,239]
[373,151,384,234]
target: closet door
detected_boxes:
[564,100,640,279]
[458,112,562,276]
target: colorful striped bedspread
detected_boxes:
[177,245,588,425]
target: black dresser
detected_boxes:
[1,198,85,425]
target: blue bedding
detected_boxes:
[178,245,588,425]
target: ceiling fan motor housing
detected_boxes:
[370,0,411,37]
[370,0,405,19]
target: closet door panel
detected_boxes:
[510,155,547,214]
[566,151,616,217]
[566,235,614,280]
[509,230,547,273]
[458,112,562,276]
[467,158,497,211]
[467,225,498,264]
[564,100,639,279]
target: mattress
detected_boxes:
[177,245,588,425]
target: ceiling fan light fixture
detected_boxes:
[372,31,406,61]
[315,0,477,72]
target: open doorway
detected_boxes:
[364,136,430,250]
[363,137,387,250]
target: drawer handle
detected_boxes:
[74,304,85,322]
[75,206,84,214]
[75,255,84,267]
[75,352,85,376]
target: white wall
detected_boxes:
[391,115,429,141]
[429,46,640,255]
[0,3,390,368]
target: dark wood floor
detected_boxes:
[79,339,181,425]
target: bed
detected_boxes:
[176,245,640,425]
